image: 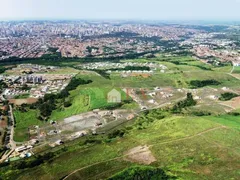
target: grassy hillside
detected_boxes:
[13,109,44,142]
[2,110,240,180]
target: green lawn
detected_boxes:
[14,94,30,99]
[207,115,240,130]
[233,66,240,74]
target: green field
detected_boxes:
[14,94,30,99]
[13,109,44,142]
[2,112,240,179]
[233,66,240,74]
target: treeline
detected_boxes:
[0,67,7,74]
[219,92,239,101]
[90,69,110,79]
[109,66,151,71]
[0,151,57,171]
[0,51,160,66]
[169,61,212,71]
[172,93,197,113]
[189,79,221,88]
[108,166,175,180]
[87,66,150,80]
[0,80,7,92]
[134,109,167,130]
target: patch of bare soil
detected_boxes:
[9,98,38,105]
[221,97,240,110]
[124,145,156,165]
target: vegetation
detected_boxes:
[30,77,92,120]
[172,93,197,113]
[14,94,29,99]
[2,109,240,179]
[189,79,221,88]
[219,92,239,101]
[0,67,7,74]
[13,109,43,142]
[1,54,240,179]
[108,66,151,71]
[108,166,173,180]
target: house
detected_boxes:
[15,145,33,153]
[107,89,121,103]
[233,61,240,67]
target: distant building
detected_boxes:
[21,75,43,84]
[233,62,240,67]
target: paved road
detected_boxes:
[0,105,16,163]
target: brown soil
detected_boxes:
[9,98,38,105]
[124,145,156,165]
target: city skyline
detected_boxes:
[0,0,240,21]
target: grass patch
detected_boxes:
[13,109,44,142]
[14,94,30,99]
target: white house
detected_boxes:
[233,61,240,67]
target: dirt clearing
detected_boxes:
[124,145,156,165]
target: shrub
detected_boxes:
[219,92,238,101]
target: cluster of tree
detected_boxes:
[219,92,239,101]
[48,47,59,53]
[134,109,166,130]
[0,107,8,116]
[172,50,194,56]
[189,79,221,88]
[41,53,61,59]
[172,93,197,113]
[193,65,212,71]
[20,84,31,91]
[206,60,231,67]
[169,61,212,71]
[108,166,175,180]
[86,46,99,54]
[29,77,92,120]
[0,67,7,74]
[65,77,92,92]
[190,111,212,116]
[0,80,7,94]
[227,112,240,116]
[108,129,126,139]
[13,152,55,170]
[108,66,151,71]
[83,139,102,145]
[87,69,110,79]
[170,61,188,65]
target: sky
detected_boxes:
[0,0,239,21]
